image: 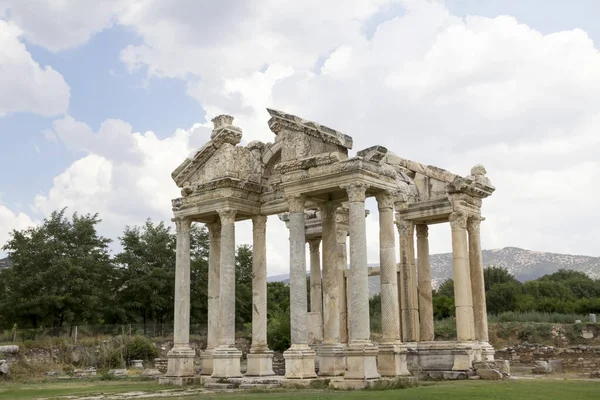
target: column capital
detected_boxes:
[252,215,268,231]
[375,191,394,210]
[467,215,485,234]
[218,208,236,225]
[449,211,468,230]
[206,221,221,238]
[343,183,368,203]
[286,195,306,213]
[336,228,348,244]
[415,224,429,239]
[307,238,321,253]
[174,218,192,233]
[395,219,413,236]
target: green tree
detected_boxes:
[484,266,520,291]
[115,219,176,333]
[189,224,210,325]
[1,208,113,330]
[435,278,455,298]
[235,244,253,328]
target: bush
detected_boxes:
[124,336,158,364]
[434,318,456,340]
[267,309,290,352]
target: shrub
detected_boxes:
[124,336,158,364]
[434,318,456,340]
[267,309,290,352]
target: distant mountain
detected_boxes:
[267,247,600,296]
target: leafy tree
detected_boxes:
[1,208,113,329]
[484,266,520,291]
[189,224,210,325]
[486,281,523,314]
[435,278,455,298]
[235,244,253,328]
[114,219,176,333]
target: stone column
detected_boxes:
[336,224,349,345]
[200,222,221,375]
[343,184,379,380]
[162,218,196,385]
[318,202,345,376]
[468,215,494,360]
[416,224,434,342]
[307,238,324,344]
[308,239,323,314]
[211,209,242,378]
[246,215,275,376]
[396,219,419,342]
[377,192,410,376]
[283,195,316,379]
[450,211,475,342]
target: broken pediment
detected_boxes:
[267,108,353,165]
[171,116,264,195]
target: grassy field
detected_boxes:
[1,379,599,400]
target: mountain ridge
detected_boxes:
[267,247,600,296]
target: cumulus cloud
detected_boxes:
[112,0,600,259]
[3,0,600,274]
[0,19,70,117]
[0,202,37,250]
[0,0,125,52]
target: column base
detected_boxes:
[400,342,419,372]
[452,342,477,371]
[211,346,242,378]
[283,344,317,379]
[480,341,495,361]
[246,349,275,376]
[200,349,214,375]
[344,341,380,380]
[317,343,346,376]
[163,345,196,381]
[377,343,411,377]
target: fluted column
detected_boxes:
[211,208,242,378]
[200,222,221,375]
[307,238,323,344]
[468,215,494,360]
[377,192,410,376]
[308,239,323,314]
[450,211,475,342]
[247,215,274,376]
[343,184,379,380]
[397,219,419,342]
[336,225,349,344]
[318,202,345,376]
[283,195,316,379]
[162,218,196,385]
[416,224,434,342]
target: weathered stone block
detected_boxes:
[477,369,503,380]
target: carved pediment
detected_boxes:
[171,116,263,192]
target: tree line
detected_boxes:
[0,209,291,349]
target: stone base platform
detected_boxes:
[158,376,202,386]
[329,376,418,390]
[203,375,284,389]
[413,341,485,373]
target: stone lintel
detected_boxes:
[172,195,261,223]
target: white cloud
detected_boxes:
[0,203,37,251]
[0,19,70,117]
[111,0,600,260]
[3,0,600,276]
[0,0,125,52]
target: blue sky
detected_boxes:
[1,0,600,271]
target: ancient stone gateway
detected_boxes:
[159,109,495,386]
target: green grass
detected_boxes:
[0,379,167,399]
[1,379,600,400]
